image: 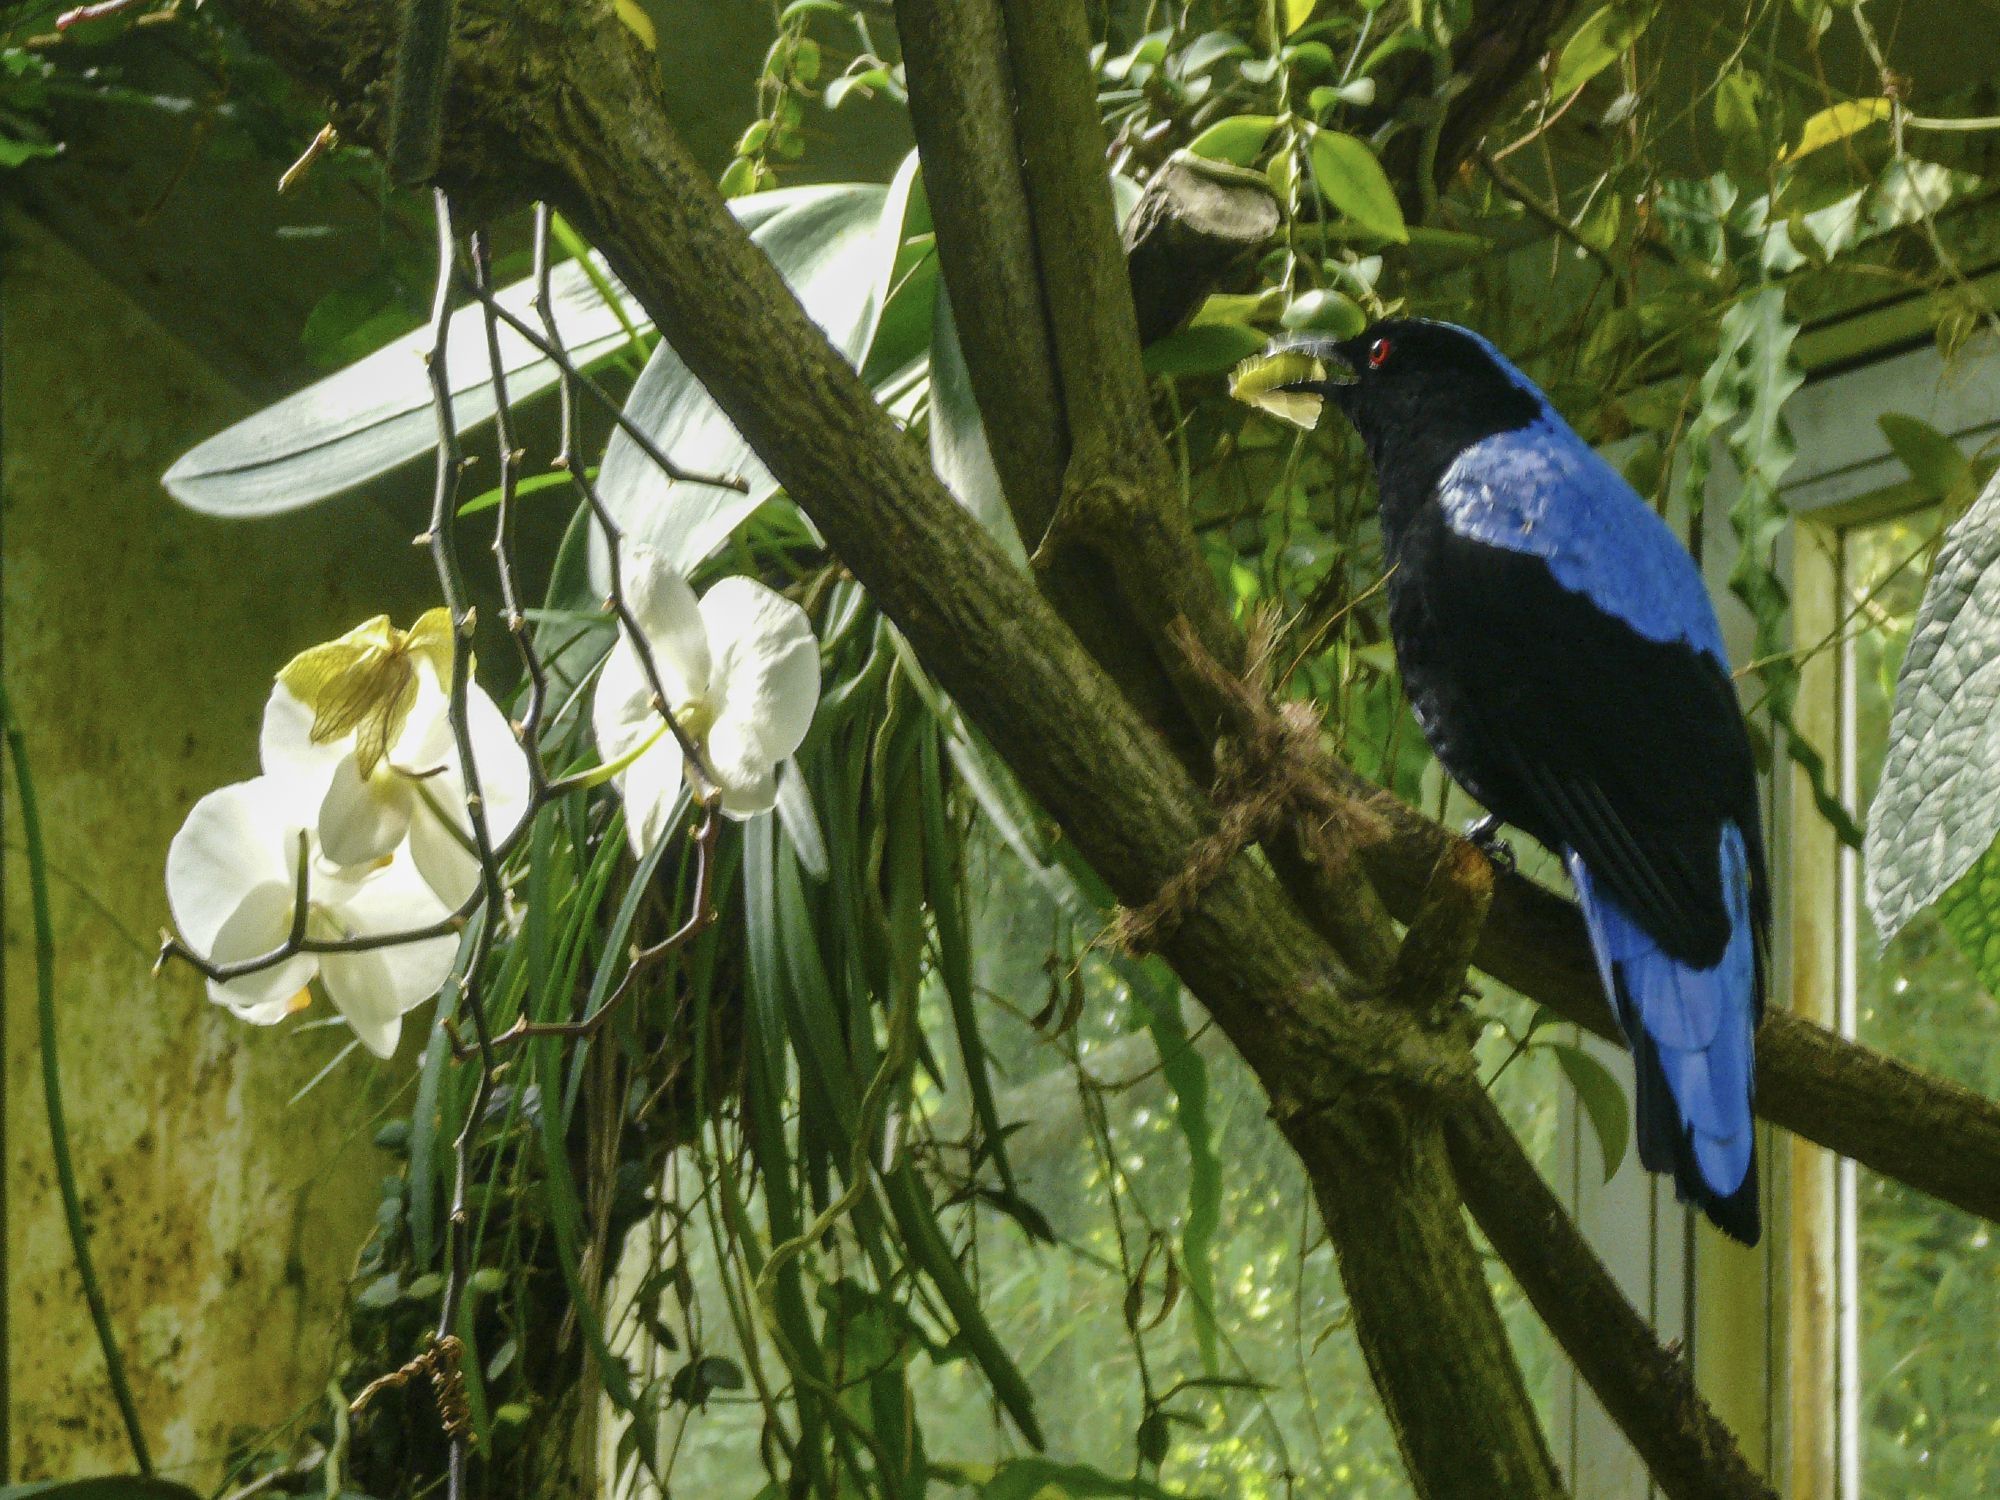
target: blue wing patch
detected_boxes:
[1437,416,1727,666]
[1567,823,1757,1197]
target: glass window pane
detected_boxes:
[1846,509,2000,1496]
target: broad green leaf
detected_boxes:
[1184,113,1276,166]
[591,165,909,581]
[930,282,1030,567]
[1282,0,1316,34]
[1548,1041,1630,1181]
[162,253,628,516]
[1781,97,1892,163]
[1306,127,1409,243]
[1879,413,1978,511]
[160,187,831,517]
[1279,287,1366,336]
[1142,322,1267,378]
[1866,470,2000,943]
[1548,4,1657,100]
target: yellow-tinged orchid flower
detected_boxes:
[276,607,460,778]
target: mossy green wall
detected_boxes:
[2,208,443,1485]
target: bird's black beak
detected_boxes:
[1228,339,1357,430]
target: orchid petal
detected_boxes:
[404,683,533,907]
[617,731,688,858]
[166,778,305,953]
[619,541,709,703]
[317,865,459,1059]
[259,685,346,793]
[702,578,819,805]
[318,755,415,868]
[717,765,779,818]
[205,879,318,1017]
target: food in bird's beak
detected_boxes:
[1228,343,1355,430]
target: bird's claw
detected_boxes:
[1463,814,1516,874]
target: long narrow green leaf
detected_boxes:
[593,175,903,578]
[161,186,834,517]
[1123,960,1222,1375]
[918,730,1016,1192]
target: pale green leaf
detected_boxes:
[1142,322,1268,378]
[1282,0,1316,34]
[1548,1041,1630,1181]
[1306,127,1409,243]
[590,168,907,581]
[930,280,1030,566]
[1183,113,1277,166]
[159,188,826,517]
[1879,413,1978,509]
[1548,4,1657,100]
[1279,287,1366,336]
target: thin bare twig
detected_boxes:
[456,267,749,493]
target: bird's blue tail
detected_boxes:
[1566,826,1760,1244]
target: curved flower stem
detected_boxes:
[458,259,748,494]
[421,188,503,1500]
[523,204,724,801]
[1,683,152,1475]
[471,226,550,800]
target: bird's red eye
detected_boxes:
[1368,337,1392,369]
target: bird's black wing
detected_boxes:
[1411,526,1768,974]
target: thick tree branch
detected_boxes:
[993,5,1563,1492]
[1334,759,2000,1224]
[1448,1087,1779,1500]
[1122,155,1280,346]
[894,0,1208,772]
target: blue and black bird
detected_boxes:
[1252,319,1768,1243]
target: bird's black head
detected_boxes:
[1247,319,1548,498]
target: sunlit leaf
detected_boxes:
[1781,97,1892,163]
[1548,3,1657,99]
[591,165,911,583]
[930,282,1030,567]
[1143,322,1268,378]
[160,188,827,517]
[1279,288,1366,336]
[1282,0,1316,34]
[1184,113,1277,166]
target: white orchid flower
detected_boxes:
[164,777,459,1058]
[261,609,532,909]
[592,545,819,855]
